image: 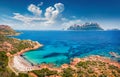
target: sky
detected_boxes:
[0,0,120,30]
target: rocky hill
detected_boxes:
[0,25,19,36]
[0,25,41,77]
[67,22,103,31]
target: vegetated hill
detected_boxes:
[67,22,103,31]
[0,25,39,54]
[0,35,39,54]
[0,25,39,77]
[0,25,19,36]
[32,56,120,77]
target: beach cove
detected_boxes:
[8,30,120,76]
[14,30,120,66]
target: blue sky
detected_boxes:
[0,0,120,30]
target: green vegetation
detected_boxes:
[0,51,29,77]
[0,25,38,77]
[0,35,37,54]
[0,52,8,72]
[33,68,57,77]
[0,25,19,36]
[62,67,75,77]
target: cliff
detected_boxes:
[67,22,103,31]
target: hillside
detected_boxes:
[0,25,19,36]
[0,25,41,77]
[32,56,120,77]
[67,23,103,31]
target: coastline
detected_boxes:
[7,38,120,76]
[71,55,120,68]
[9,41,120,76]
[8,41,43,74]
[14,41,43,56]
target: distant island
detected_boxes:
[67,22,104,31]
[107,28,120,31]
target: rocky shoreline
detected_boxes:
[15,41,43,55]
[8,40,120,77]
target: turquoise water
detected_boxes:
[15,31,120,66]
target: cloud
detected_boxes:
[45,3,64,23]
[72,16,77,19]
[54,3,64,12]
[61,18,68,21]
[37,2,43,6]
[11,3,83,30]
[13,13,32,23]
[13,3,64,25]
[28,4,42,16]
[61,19,82,30]
[13,13,46,23]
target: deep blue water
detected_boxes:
[14,31,120,66]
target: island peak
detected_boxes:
[67,22,104,31]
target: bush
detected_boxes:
[62,67,75,77]
[33,68,57,77]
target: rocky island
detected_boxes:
[0,25,120,77]
[67,22,103,31]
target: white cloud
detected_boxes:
[45,6,55,20]
[11,3,84,30]
[72,16,77,19]
[54,3,64,13]
[28,4,42,16]
[61,18,68,21]
[61,19,82,30]
[45,3,64,23]
[13,13,46,23]
[13,3,64,25]
[37,2,43,6]
[13,13,32,23]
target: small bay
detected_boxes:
[15,31,120,66]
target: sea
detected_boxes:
[14,30,120,66]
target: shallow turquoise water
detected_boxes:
[15,31,120,66]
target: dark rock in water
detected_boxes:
[53,45,59,48]
[20,54,24,56]
[71,51,82,57]
[116,58,120,62]
[39,47,45,50]
[42,62,47,64]
[68,46,76,53]
[43,52,67,58]
[117,60,120,62]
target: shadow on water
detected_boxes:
[42,52,68,58]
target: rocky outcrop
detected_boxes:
[0,25,19,36]
[67,22,103,31]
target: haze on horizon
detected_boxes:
[0,0,120,30]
